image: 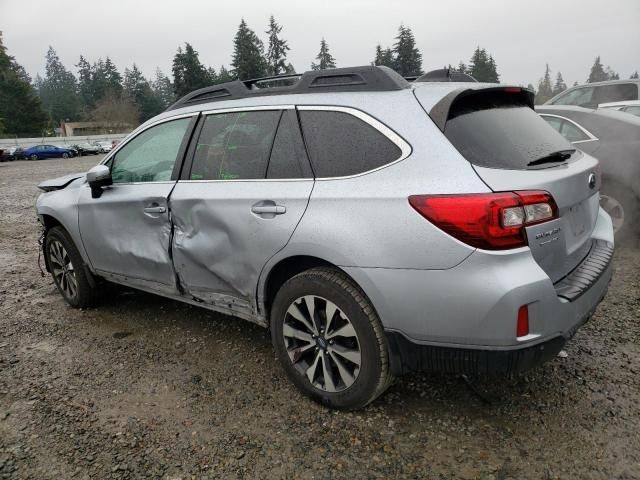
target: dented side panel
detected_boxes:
[77,182,178,295]
[169,180,314,314]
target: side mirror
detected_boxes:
[86,164,112,198]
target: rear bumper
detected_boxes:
[343,207,614,374]
[386,330,568,376]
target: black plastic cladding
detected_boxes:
[166,65,410,111]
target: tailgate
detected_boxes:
[416,85,601,282]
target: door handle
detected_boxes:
[251,203,286,215]
[144,206,166,214]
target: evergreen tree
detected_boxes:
[151,68,175,108]
[311,38,336,70]
[231,19,267,80]
[552,71,567,96]
[0,32,47,136]
[587,56,608,83]
[102,57,123,96]
[456,61,468,74]
[216,65,234,83]
[39,46,80,123]
[76,55,94,112]
[265,15,290,76]
[172,43,213,97]
[373,45,394,68]
[468,47,499,82]
[123,64,163,123]
[631,71,639,79]
[392,25,422,77]
[605,66,619,80]
[536,64,554,104]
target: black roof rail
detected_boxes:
[416,68,478,83]
[166,65,410,111]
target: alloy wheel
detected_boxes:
[282,295,361,393]
[600,194,624,233]
[49,239,78,300]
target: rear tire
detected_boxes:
[30,154,38,161]
[600,181,639,244]
[271,267,392,410]
[45,226,98,308]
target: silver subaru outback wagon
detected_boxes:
[36,66,614,409]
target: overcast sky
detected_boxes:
[2,0,639,86]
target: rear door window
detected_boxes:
[298,110,402,178]
[190,110,281,180]
[266,111,313,179]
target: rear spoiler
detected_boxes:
[429,86,535,132]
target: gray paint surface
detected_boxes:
[37,81,614,350]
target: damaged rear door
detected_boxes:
[169,107,314,318]
[77,114,197,295]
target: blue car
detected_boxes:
[23,144,76,160]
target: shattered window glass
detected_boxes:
[190,110,281,180]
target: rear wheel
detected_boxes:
[600,181,639,243]
[271,267,392,410]
[45,226,98,308]
[30,154,38,161]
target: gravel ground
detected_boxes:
[1,156,639,479]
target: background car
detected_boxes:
[94,141,113,153]
[537,105,640,239]
[545,79,640,109]
[22,144,76,160]
[0,146,24,162]
[598,100,640,117]
[72,142,102,155]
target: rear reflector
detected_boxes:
[408,191,558,250]
[517,305,529,337]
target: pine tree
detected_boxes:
[587,56,608,83]
[231,19,267,80]
[468,47,499,82]
[536,64,554,104]
[76,55,94,113]
[605,66,619,80]
[311,38,336,70]
[0,32,47,135]
[456,61,468,74]
[373,45,394,68]
[172,43,213,97]
[151,68,175,108]
[265,15,290,76]
[39,46,81,123]
[102,57,123,96]
[552,71,567,96]
[392,25,422,77]
[216,65,234,83]
[123,64,163,123]
[631,71,639,79]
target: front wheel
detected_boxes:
[62,152,69,159]
[45,226,98,308]
[271,267,392,410]
[30,154,38,161]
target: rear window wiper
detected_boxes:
[527,149,575,167]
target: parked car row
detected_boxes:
[0,140,119,161]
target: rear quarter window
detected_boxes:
[298,110,402,178]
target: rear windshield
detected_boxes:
[444,96,573,170]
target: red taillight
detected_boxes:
[517,305,529,337]
[408,191,558,250]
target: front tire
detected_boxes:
[30,154,38,161]
[271,267,392,410]
[45,226,98,308]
